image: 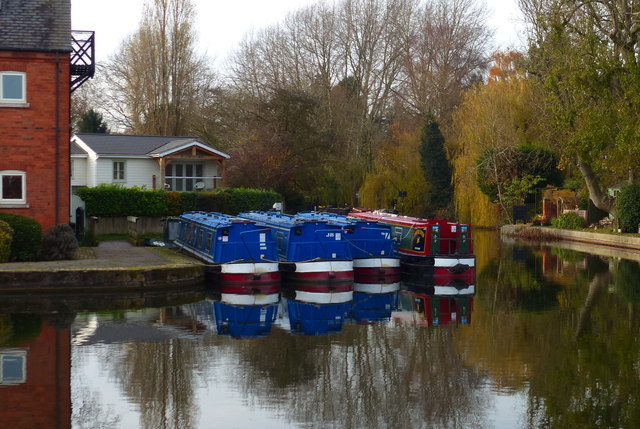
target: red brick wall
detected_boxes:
[0,50,71,231]
[0,322,71,429]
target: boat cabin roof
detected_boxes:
[349,211,449,228]
[180,212,255,229]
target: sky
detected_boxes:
[71,0,526,69]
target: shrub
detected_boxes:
[0,220,13,263]
[616,184,640,233]
[40,224,78,261]
[75,186,282,217]
[551,212,585,230]
[0,213,42,261]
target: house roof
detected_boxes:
[70,141,86,156]
[0,0,71,52]
[72,133,231,159]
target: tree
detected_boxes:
[519,0,640,215]
[104,0,214,135]
[446,56,547,226]
[76,109,109,133]
[420,120,453,218]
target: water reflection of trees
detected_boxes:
[205,322,487,428]
[459,241,640,428]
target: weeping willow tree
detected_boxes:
[446,57,546,227]
[359,121,429,215]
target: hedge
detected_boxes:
[0,220,13,263]
[0,213,42,261]
[616,184,640,233]
[75,186,282,217]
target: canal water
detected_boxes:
[1,230,639,428]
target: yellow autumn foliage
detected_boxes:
[359,122,429,216]
[445,76,544,227]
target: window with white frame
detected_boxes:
[0,350,27,385]
[112,161,126,182]
[165,162,204,191]
[0,72,26,103]
[0,170,26,204]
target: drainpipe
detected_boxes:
[55,52,61,225]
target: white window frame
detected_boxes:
[0,349,27,385]
[112,161,126,182]
[0,71,26,103]
[0,170,26,205]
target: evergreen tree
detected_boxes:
[76,109,109,133]
[420,120,452,218]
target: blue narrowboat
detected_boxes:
[237,211,353,283]
[173,212,280,290]
[295,211,400,283]
[212,294,279,338]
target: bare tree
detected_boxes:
[103,0,214,135]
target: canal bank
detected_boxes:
[0,241,205,291]
[501,225,640,251]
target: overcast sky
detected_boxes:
[71,0,526,68]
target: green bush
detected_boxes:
[75,184,168,217]
[616,184,640,233]
[0,220,13,263]
[0,213,42,261]
[551,212,585,230]
[40,224,78,261]
[75,186,282,216]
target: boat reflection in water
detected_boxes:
[394,280,474,327]
[278,280,353,336]
[195,292,280,339]
[350,281,400,323]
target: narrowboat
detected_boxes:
[237,211,353,283]
[295,211,400,283]
[172,212,280,289]
[348,211,475,283]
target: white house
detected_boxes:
[71,133,231,192]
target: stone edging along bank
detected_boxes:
[501,225,640,251]
[0,264,205,292]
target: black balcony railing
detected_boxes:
[70,31,95,93]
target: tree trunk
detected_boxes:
[577,156,616,214]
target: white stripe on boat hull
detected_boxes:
[353,257,400,268]
[221,262,279,274]
[221,293,280,305]
[433,285,475,296]
[295,260,353,273]
[295,290,353,304]
[354,282,400,294]
[433,257,476,268]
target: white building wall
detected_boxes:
[95,158,160,189]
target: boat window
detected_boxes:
[205,233,212,251]
[197,230,204,248]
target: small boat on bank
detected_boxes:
[348,211,475,283]
[238,211,353,283]
[172,212,280,289]
[295,211,400,283]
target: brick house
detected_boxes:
[0,0,93,230]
